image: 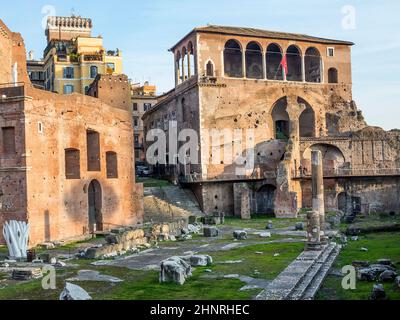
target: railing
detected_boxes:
[83,54,103,62]
[0,82,25,99]
[292,167,400,179]
[179,170,277,183]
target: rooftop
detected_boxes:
[170,24,354,50]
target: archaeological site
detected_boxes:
[0,1,399,309]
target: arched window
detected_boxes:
[65,148,80,179]
[305,47,322,83]
[224,40,243,78]
[266,44,283,80]
[298,98,316,137]
[271,98,289,140]
[175,51,181,85]
[328,68,338,83]
[286,45,302,81]
[188,42,195,77]
[206,60,214,77]
[245,42,263,79]
[87,130,101,171]
[90,66,98,79]
[181,47,188,82]
[106,152,118,179]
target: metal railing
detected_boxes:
[179,170,278,183]
[292,167,400,179]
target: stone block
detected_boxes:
[203,227,219,238]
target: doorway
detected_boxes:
[88,180,103,233]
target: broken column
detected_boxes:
[311,150,327,244]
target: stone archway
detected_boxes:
[88,180,103,233]
[255,184,277,215]
[271,98,290,140]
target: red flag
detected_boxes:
[280,54,288,77]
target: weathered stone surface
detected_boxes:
[266,221,273,230]
[183,255,213,267]
[358,264,395,281]
[159,257,192,285]
[233,230,247,240]
[106,229,145,245]
[379,270,398,282]
[12,268,43,280]
[395,276,400,288]
[377,259,395,268]
[188,224,201,234]
[295,222,305,231]
[204,227,219,238]
[259,232,272,238]
[352,260,370,268]
[67,270,123,283]
[60,283,92,300]
[370,284,386,300]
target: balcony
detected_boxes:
[292,167,400,180]
[179,170,277,183]
[83,54,103,62]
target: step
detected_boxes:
[288,243,337,300]
[255,248,325,300]
[301,245,340,300]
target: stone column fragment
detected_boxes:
[311,150,327,244]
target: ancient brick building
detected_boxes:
[143,25,400,218]
[0,19,143,246]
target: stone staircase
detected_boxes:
[256,242,340,300]
[144,186,203,222]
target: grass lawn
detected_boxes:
[224,216,305,230]
[0,241,304,300]
[316,231,400,300]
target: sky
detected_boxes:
[1,0,399,130]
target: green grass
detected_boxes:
[0,241,304,300]
[316,231,400,300]
[224,216,305,230]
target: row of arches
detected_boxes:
[223,40,339,83]
[176,42,195,84]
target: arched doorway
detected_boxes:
[303,143,345,174]
[298,98,316,137]
[88,180,103,233]
[255,184,276,215]
[271,98,290,140]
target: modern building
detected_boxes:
[38,16,123,95]
[0,19,143,246]
[143,25,400,217]
[131,82,158,164]
[26,52,45,90]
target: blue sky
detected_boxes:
[2,0,399,130]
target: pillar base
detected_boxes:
[306,242,322,251]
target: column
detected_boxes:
[301,55,306,82]
[312,150,327,244]
[242,51,246,78]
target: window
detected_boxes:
[63,67,74,79]
[328,68,339,83]
[2,127,16,154]
[206,61,214,77]
[134,135,140,144]
[87,130,101,171]
[266,43,283,80]
[144,103,152,111]
[106,152,118,179]
[106,63,115,74]
[38,122,43,134]
[133,117,139,127]
[224,40,243,78]
[90,66,98,79]
[133,103,138,111]
[305,47,322,83]
[65,149,80,179]
[327,47,335,57]
[245,42,263,79]
[188,42,195,77]
[63,85,74,94]
[286,45,302,82]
